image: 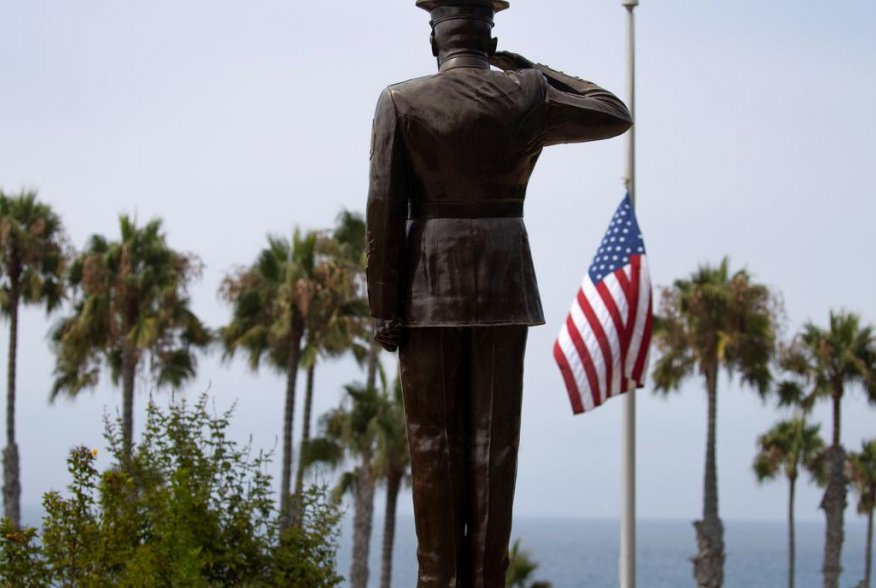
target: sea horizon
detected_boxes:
[337,513,870,588]
[21,504,870,587]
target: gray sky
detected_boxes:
[1,0,874,524]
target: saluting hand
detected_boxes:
[490,51,535,72]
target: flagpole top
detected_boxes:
[621,0,638,7]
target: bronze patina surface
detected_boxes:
[366,2,632,585]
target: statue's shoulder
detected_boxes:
[384,73,441,97]
[374,74,442,114]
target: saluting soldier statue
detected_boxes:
[366,1,632,586]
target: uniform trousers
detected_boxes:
[399,325,528,588]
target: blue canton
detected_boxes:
[588,193,646,284]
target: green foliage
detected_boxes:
[272,487,344,588]
[779,311,876,415]
[219,230,318,372]
[753,418,826,485]
[0,189,68,314]
[372,376,410,489]
[848,439,876,515]
[0,518,49,587]
[0,394,343,587]
[652,257,779,396]
[308,380,386,489]
[506,538,543,588]
[220,221,368,374]
[50,215,210,398]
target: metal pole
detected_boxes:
[619,1,637,587]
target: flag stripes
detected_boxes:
[554,194,652,415]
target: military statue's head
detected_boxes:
[416,0,509,64]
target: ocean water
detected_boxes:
[22,505,870,587]
[337,514,870,588]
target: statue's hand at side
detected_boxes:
[490,51,535,72]
[374,319,404,353]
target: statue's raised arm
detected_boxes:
[491,49,633,145]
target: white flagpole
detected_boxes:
[619,1,638,587]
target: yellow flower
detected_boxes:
[90,448,99,458]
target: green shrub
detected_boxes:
[0,394,343,587]
[0,518,48,587]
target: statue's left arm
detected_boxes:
[366,88,409,351]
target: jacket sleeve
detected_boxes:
[366,88,410,321]
[533,64,633,147]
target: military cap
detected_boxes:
[416,0,510,13]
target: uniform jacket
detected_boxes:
[366,62,632,327]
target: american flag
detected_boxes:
[553,193,652,414]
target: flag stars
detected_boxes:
[588,197,647,281]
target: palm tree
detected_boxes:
[753,418,826,588]
[373,376,410,588]
[505,539,539,588]
[307,379,385,588]
[847,439,876,588]
[292,227,369,510]
[779,311,876,588]
[51,216,209,462]
[327,209,382,391]
[219,229,320,528]
[0,190,67,526]
[652,258,777,588]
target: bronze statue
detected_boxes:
[366,1,632,585]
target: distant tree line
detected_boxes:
[0,188,874,588]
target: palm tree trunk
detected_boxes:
[822,391,846,588]
[379,469,402,588]
[347,327,381,587]
[788,475,797,588]
[121,344,137,464]
[3,292,21,526]
[865,505,873,588]
[350,447,376,588]
[693,365,724,588]
[292,362,316,522]
[279,317,304,530]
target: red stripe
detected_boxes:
[616,270,631,293]
[577,289,614,398]
[565,316,603,410]
[632,294,653,383]
[598,275,628,378]
[554,340,585,414]
[627,256,641,347]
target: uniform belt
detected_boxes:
[408,200,524,219]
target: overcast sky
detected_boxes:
[1,0,874,527]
